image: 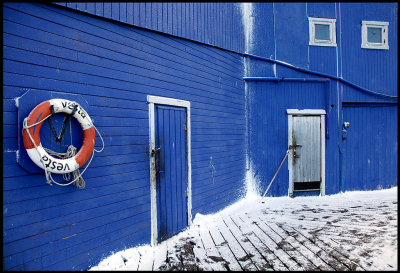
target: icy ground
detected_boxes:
[89,187,397,271]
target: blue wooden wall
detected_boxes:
[244,2,397,85]
[53,2,245,53]
[3,2,245,270]
[244,2,397,196]
[337,3,398,192]
[341,104,397,191]
[3,1,398,271]
[340,3,398,103]
[246,79,340,196]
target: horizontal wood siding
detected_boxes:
[3,2,245,270]
[53,2,245,53]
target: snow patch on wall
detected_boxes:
[241,3,254,54]
[241,3,254,78]
[243,64,260,198]
[244,157,262,198]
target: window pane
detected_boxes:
[367,27,382,43]
[315,24,330,41]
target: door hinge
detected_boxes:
[184,115,188,131]
[185,190,188,198]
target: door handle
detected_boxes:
[289,144,302,149]
[151,147,161,157]
[289,144,302,158]
[151,148,164,176]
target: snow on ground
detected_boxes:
[89,187,397,271]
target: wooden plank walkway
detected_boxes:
[91,195,397,271]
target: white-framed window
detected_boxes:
[361,21,389,50]
[308,17,337,47]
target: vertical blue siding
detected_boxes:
[274,2,309,77]
[3,2,245,270]
[95,3,103,17]
[244,2,396,199]
[244,2,397,100]
[340,3,398,102]
[53,2,245,53]
[246,80,340,196]
[307,2,338,76]
[307,2,336,19]
[341,104,397,191]
[243,3,276,77]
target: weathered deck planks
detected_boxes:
[205,220,243,270]
[232,214,290,271]
[197,223,227,271]
[215,217,258,270]
[91,194,397,271]
[265,221,328,270]
[222,215,273,271]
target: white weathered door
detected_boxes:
[292,115,321,183]
[287,109,326,197]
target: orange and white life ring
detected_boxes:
[22,99,95,174]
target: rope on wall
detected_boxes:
[261,148,291,203]
[22,113,104,188]
[44,145,86,189]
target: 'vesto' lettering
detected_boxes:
[41,155,71,172]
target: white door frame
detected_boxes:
[147,95,192,246]
[287,109,326,197]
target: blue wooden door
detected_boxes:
[341,105,398,192]
[154,104,188,242]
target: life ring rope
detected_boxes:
[22,99,104,187]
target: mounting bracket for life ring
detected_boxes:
[47,104,78,143]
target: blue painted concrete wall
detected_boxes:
[3,3,245,270]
